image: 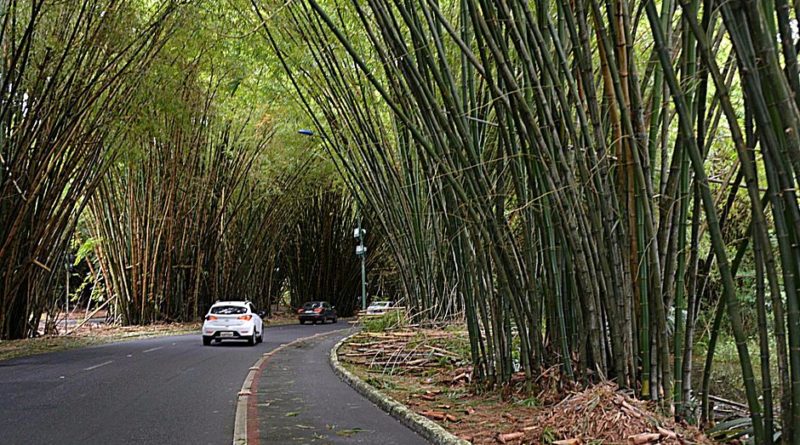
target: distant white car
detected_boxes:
[202,301,263,346]
[366,301,392,315]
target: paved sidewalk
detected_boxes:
[255,331,429,444]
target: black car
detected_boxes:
[297,301,338,324]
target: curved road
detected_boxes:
[256,333,428,444]
[0,323,347,444]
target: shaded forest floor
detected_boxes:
[339,328,713,445]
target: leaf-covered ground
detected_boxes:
[339,328,713,445]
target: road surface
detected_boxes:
[256,332,428,444]
[0,322,346,444]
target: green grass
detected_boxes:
[692,333,781,404]
[361,311,406,332]
[514,395,540,408]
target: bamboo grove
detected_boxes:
[0,1,325,339]
[257,0,800,441]
[5,0,800,442]
[87,92,295,325]
[283,187,387,316]
[0,0,178,339]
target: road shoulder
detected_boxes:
[249,329,429,445]
[329,333,470,445]
[235,328,347,445]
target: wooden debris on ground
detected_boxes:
[497,431,525,443]
[533,382,712,445]
[421,410,459,422]
[338,330,466,375]
[340,328,713,445]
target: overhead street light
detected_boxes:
[298,128,368,311]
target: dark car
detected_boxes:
[297,301,337,324]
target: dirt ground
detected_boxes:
[338,328,713,445]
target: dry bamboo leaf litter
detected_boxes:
[339,329,712,445]
[535,382,712,445]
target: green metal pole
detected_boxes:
[65,266,69,334]
[359,215,366,310]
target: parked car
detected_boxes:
[366,301,392,315]
[202,301,264,346]
[297,301,337,324]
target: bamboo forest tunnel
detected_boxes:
[3,0,800,442]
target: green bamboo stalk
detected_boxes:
[644,2,764,440]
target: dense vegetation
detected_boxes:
[3,0,800,442]
[0,0,379,337]
[0,0,180,338]
[257,0,800,442]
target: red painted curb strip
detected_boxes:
[234,328,350,445]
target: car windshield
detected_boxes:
[211,305,247,315]
[303,302,322,309]
[371,302,390,307]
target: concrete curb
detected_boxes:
[232,328,351,445]
[329,332,472,445]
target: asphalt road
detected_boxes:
[257,333,428,444]
[0,322,345,445]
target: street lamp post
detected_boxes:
[355,216,367,311]
[64,253,74,334]
[65,264,69,333]
[298,129,367,310]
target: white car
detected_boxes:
[366,301,392,315]
[202,301,263,346]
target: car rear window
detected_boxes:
[303,302,322,309]
[211,305,247,315]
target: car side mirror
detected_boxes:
[331,306,336,310]
[257,310,267,318]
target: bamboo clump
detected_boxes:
[257,0,800,441]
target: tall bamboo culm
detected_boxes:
[253,0,800,441]
[0,0,180,339]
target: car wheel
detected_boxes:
[203,336,212,346]
[247,332,256,346]
[299,319,305,325]
[257,330,263,343]
[332,317,337,324]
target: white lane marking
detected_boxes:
[142,346,163,353]
[83,360,114,371]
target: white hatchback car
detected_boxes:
[366,301,392,315]
[202,301,263,346]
